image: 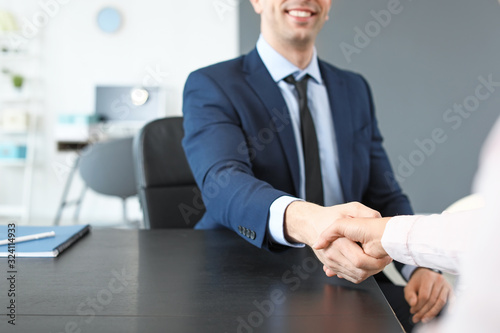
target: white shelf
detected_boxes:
[0,130,29,135]
[0,54,39,61]
[0,34,42,224]
[0,159,26,167]
[0,205,24,217]
[0,32,26,39]
[0,97,43,104]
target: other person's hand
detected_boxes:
[284,202,391,284]
[312,216,391,259]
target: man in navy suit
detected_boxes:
[182,0,451,330]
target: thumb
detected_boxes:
[343,202,381,219]
[312,224,341,250]
[312,237,335,250]
[406,292,417,307]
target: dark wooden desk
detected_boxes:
[0,229,403,332]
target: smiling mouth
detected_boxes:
[286,9,315,18]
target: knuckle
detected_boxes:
[351,257,362,268]
[326,254,338,264]
[431,308,440,316]
[359,272,369,282]
[428,308,440,317]
[350,201,361,211]
[378,259,389,268]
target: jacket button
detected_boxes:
[250,231,256,240]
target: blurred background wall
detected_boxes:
[1,0,499,225]
[239,0,500,213]
[0,0,237,224]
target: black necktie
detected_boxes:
[284,75,324,206]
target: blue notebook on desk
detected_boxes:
[0,225,91,257]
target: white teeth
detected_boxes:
[288,10,312,18]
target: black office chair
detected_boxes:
[133,117,205,229]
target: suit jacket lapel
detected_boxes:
[319,61,354,202]
[243,49,301,196]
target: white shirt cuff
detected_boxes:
[381,215,419,266]
[268,196,305,248]
[382,215,424,280]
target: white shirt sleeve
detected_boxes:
[381,210,480,275]
[267,196,305,248]
[425,116,500,333]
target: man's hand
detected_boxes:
[313,217,391,259]
[405,268,453,324]
[284,201,391,284]
[313,216,453,320]
[313,237,392,283]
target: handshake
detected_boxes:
[286,201,453,325]
[285,201,393,284]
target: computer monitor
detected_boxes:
[95,86,165,122]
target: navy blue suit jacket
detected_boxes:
[182,49,413,250]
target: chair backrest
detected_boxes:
[133,117,205,229]
[79,137,137,199]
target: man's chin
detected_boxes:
[286,33,315,48]
[284,24,322,41]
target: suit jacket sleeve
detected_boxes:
[182,70,289,249]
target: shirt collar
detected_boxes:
[256,34,323,85]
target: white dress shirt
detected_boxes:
[381,116,500,332]
[255,35,344,247]
[382,210,478,275]
[258,35,417,280]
